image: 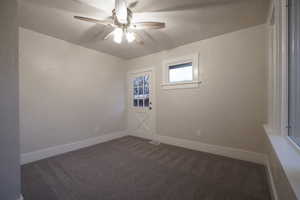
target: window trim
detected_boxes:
[265,1,300,198]
[161,53,201,89]
[276,0,300,149]
[285,0,300,149]
[281,0,289,139]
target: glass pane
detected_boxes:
[134,87,138,95]
[169,62,193,83]
[138,99,143,107]
[138,87,143,95]
[144,98,149,107]
[144,86,149,95]
[288,0,300,146]
[138,77,143,87]
[144,75,149,95]
[132,74,151,109]
[133,99,138,107]
[133,78,138,88]
[144,75,149,85]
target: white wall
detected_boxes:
[0,1,20,199]
[19,28,126,154]
[126,25,268,153]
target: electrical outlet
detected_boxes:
[94,126,100,133]
[196,130,202,136]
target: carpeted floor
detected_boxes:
[22,136,271,200]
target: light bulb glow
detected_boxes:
[126,32,136,43]
[115,0,128,24]
[113,28,123,44]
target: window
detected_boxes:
[288,0,300,146]
[169,62,193,83]
[162,53,200,89]
[133,75,150,108]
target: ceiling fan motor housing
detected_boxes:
[112,8,133,28]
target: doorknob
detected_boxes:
[149,106,152,110]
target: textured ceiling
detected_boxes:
[19,0,270,59]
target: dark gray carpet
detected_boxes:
[22,136,271,200]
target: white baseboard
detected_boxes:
[263,125,279,200]
[21,130,267,165]
[265,158,279,200]
[128,132,266,164]
[158,135,267,164]
[129,132,154,140]
[21,131,126,165]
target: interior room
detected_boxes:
[0,0,299,199]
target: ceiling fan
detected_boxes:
[74,0,166,44]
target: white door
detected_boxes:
[127,69,156,140]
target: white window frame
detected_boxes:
[266,1,300,199]
[161,53,201,89]
[268,0,300,150]
[281,0,289,138]
[281,0,300,151]
[283,0,300,154]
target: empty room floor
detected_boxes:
[22,136,271,200]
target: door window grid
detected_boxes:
[133,75,149,108]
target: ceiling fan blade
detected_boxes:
[74,16,114,26]
[78,25,107,44]
[115,0,128,24]
[104,30,115,40]
[135,0,240,13]
[133,32,144,45]
[128,1,138,9]
[73,0,114,15]
[131,22,165,30]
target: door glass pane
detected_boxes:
[134,87,138,95]
[138,99,143,107]
[133,79,138,88]
[138,87,143,95]
[138,77,143,87]
[169,62,193,83]
[133,99,138,107]
[144,98,149,107]
[132,74,150,109]
[144,75,149,95]
[144,86,149,95]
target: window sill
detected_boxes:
[161,81,201,90]
[264,125,300,199]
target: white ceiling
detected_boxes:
[19,0,270,59]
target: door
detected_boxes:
[127,69,156,140]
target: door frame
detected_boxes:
[127,67,157,140]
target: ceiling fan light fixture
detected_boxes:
[115,0,128,24]
[74,0,166,45]
[126,32,135,43]
[113,28,123,44]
